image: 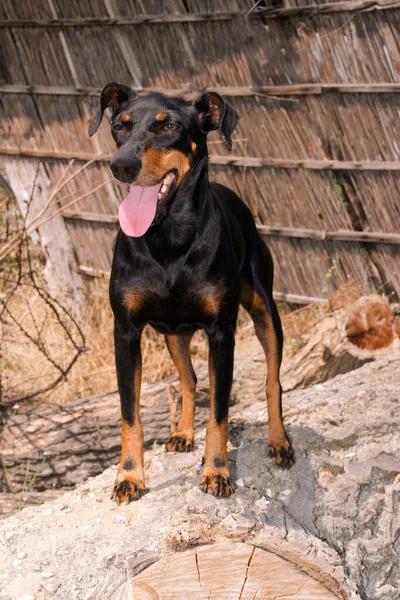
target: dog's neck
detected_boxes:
[145,152,215,254]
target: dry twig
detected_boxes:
[0,165,87,405]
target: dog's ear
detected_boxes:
[193,92,239,151]
[89,83,135,137]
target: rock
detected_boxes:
[0,357,399,599]
[255,497,270,509]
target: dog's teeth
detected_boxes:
[161,184,167,193]
[158,192,162,199]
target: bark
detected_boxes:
[3,303,398,492]
[1,357,399,600]
[0,369,211,492]
[280,305,399,391]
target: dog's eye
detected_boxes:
[162,123,180,131]
[113,124,126,132]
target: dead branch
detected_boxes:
[0,168,87,406]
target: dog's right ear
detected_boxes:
[89,83,135,137]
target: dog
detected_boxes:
[89,83,294,503]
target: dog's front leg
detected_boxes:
[111,319,146,504]
[200,325,235,498]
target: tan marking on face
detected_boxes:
[191,141,197,152]
[155,112,167,121]
[121,113,131,123]
[135,148,191,186]
[122,290,144,313]
[197,285,223,315]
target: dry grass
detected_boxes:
[2,263,364,405]
[1,172,368,405]
[0,172,210,405]
[1,275,212,404]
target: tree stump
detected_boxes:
[123,542,342,599]
[281,297,400,391]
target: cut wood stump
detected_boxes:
[281,298,400,391]
[126,542,342,599]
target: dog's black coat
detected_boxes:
[89,83,293,502]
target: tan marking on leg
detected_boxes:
[135,148,191,186]
[112,351,146,503]
[166,335,196,451]
[122,290,145,313]
[121,113,131,123]
[191,141,197,152]
[241,280,293,468]
[200,356,233,497]
[155,112,167,122]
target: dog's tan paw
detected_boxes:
[166,433,194,453]
[111,477,147,505]
[267,436,295,469]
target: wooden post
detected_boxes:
[4,158,84,304]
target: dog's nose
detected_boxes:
[110,155,142,183]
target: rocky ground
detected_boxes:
[0,344,399,600]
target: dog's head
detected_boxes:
[89,83,239,237]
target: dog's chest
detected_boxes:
[121,282,223,332]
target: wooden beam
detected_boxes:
[64,212,400,245]
[257,225,400,245]
[210,156,400,171]
[2,83,400,98]
[4,147,400,172]
[0,147,112,162]
[0,1,398,28]
[64,211,117,224]
[257,0,400,17]
[273,292,325,305]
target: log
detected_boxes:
[1,357,400,599]
[128,543,340,599]
[280,298,400,391]
[0,369,212,493]
[3,82,400,98]
[5,147,400,171]
[2,299,398,493]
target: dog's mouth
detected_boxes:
[157,171,177,203]
[118,171,177,238]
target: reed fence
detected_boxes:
[1,0,399,301]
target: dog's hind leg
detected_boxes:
[165,334,197,452]
[241,240,295,469]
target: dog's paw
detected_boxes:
[110,479,147,505]
[166,433,194,453]
[199,472,235,498]
[267,436,295,469]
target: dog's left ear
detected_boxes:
[193,92,239,151]
[89,82,135,137]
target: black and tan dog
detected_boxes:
[89,83,294,504]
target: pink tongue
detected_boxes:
[118,183,161,237]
